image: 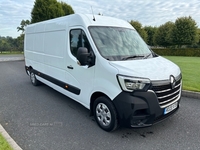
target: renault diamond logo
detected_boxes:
[170,75,176,89]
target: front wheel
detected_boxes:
[30,70,40,86]
[93,96,118,132]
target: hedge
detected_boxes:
[152,48,200,57]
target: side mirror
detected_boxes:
[77,47,90,66]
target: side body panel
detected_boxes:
[25,19,68,84]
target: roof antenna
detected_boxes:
[91,6,96,21]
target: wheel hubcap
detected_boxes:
[96,103,111,127]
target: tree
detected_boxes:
[0,37,10,53]
[0,36,22,52]
[16,0,75,51]
[31,0,74,23]
[0,38,4,53]
[17,20,30,34]
[129,20,148,43]
[60,1,74,15]
[16,19,30,51]
[197,28,200,46]
[154,21,174,47]
[172,16,198,47]
[144,26,157,46]
[16,34,24,51]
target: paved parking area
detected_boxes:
[0,60,200,150]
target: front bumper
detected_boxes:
[112,90,180,128]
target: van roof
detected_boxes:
[26,14,134,32]
[71,14,133,28]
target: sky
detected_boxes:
[0,0,200,38]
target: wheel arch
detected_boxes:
[90,92,110,116]
[25,65,33,75]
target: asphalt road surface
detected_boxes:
[0,60,200,150]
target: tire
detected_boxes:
[93,96,118,132]
[30,70,40,86]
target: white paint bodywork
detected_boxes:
[24,14,181,110]
[110,56,181,81]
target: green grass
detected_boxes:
[164,56,200,92]
[0,133,13,150]
[0,51,23,55]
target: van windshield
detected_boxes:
[89,26,152,61]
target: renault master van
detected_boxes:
[24,14,182,132]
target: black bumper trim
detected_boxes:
[112,91,180,128]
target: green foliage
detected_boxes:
[31,0,74,23]
[129,20,148,43]
[152,48,200,57]
[14,0,75,52]
[0,38,9,53]
[172,16,198,47]
[0,36,23,52]
[60,1,75,15]
[17,20,30,34]
[197,28,200,45]
[16,34,24,51]
[154,21,174,47]
[144,26,157,46]
[143,16,199,48]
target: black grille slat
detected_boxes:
[158,90,179,103]
[151,78,181,108]
[152,84,171,91]
[152,79,181,92]
[155,85,180,98]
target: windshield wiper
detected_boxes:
[143,53,152,59]
[122,55,144,60]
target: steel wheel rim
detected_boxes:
[96,103,111,127]
[30,73,35,83]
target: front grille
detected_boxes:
[151,75,182,108]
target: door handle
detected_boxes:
[67,65,73,69]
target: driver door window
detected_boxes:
[70,29,91,58]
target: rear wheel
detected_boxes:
[93,96,118,132]
[30,70,40,86]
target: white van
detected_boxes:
[24,14,182,132]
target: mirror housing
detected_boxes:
[77,47,90,66]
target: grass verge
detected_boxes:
[0,133,13,150]
[0,51,23,55]
[164,56,200,92]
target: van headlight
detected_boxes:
[117,75,151,92]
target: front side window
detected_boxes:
[70,29,91,58]
[89,26,153,61]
